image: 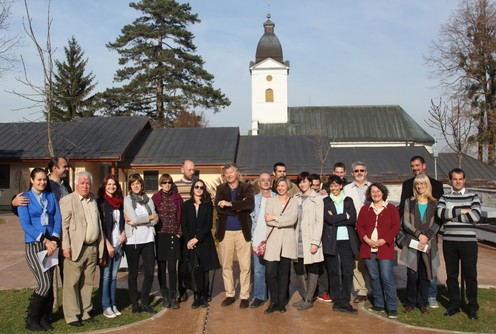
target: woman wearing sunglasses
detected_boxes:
[151,174,184,309]
[181,179,220,308]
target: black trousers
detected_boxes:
[125,242,155,306]
[265,257,291,305]
[406,254,429,308]
[443,240,479,312]
[325,240,355,308]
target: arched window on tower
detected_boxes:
[265,89,274,102]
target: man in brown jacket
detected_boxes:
[215,163,254,309]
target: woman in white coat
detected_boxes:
[292,172,324,310]
[263,177,298,314]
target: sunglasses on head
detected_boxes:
[354,169,365,173]
[161,181,173,184]
[194,185,206,190]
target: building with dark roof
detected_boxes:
[248,15,435,152]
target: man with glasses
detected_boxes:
[343,161,371,303]
[250,172,276,308]
[215,163,255,309]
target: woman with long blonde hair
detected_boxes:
[400,173,440,314]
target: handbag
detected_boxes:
[182,249,204,291]
[255,197,291,257]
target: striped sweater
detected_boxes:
[436,190,481,242]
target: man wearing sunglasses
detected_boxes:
[215,163,255,309]
[343,161,371,303]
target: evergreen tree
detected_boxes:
[52,36,96,121]
[97,0,230,128]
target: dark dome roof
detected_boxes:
[255,17,283,64]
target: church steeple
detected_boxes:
[250,14,289,135]
[255,13,284,64]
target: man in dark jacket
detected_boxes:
[215,163,254,309]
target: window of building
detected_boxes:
[143,170,158,192]
[0,165,9,188]
[265,88,274,102]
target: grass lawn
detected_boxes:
[0,218,6,224]
[0,288,162,333]
[366,286,496,333]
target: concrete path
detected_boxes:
[2,212,495,334]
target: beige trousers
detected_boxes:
[63,244,98,323]
[353,258,369,296]
[217,230,252,300]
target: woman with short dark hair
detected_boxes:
[322,175,359,314]
[152,173,183,309]
[356,182,400,319]
[124,173,158,314]
[292,172,324,311]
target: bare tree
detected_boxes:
[425,0,496,164]
[0,0,21,77]
[426,98,476,167]
[305,129,331,179]
[9,0,55,156]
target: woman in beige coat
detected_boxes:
[263,177,298,314]
[292,172,324,310]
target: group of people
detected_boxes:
[15,155,482,331]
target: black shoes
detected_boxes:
[68,320,83,327]
[250,298,265,308]
[333,305,358,314]
[141,305,157,314]
[239,299,250,309]
[221,297,235,307]
[264,303,279,314]
[444,307,460,317]
[279,304,287,313]
[468,312,478,320]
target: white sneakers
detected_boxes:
[112,306,122,316]
[428,297,439,308]
[103,307,117,319]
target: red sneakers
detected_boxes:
[317,294,332,303]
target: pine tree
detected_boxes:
[52,36,96,121]
[97,0,230,128]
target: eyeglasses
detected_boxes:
[161,181,172,185]
[353,169,365,173]
[194,185,206,190]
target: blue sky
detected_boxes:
[1,0,461,149]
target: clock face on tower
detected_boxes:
[266,75,273,82]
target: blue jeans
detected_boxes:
[252,253,267,300]
[101,250,123,309]
[428,276,438,299]
[365,254,397,311]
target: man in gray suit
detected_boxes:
[60,171,104,327]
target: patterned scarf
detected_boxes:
[130,192,152,215]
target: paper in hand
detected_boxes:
[409,239,429,253]
[37,249,59,272]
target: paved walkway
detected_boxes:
[2,212,495,334]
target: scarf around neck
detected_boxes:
[330,191,345,205]
[130,192,152,215]
[104,193,124,209]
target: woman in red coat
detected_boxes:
[356,183,400,319]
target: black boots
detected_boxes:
[169,290,179,309]
[161,288,170,308]
[39,289,54,331]
[25,293,45,332]
[191,292,201,309]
